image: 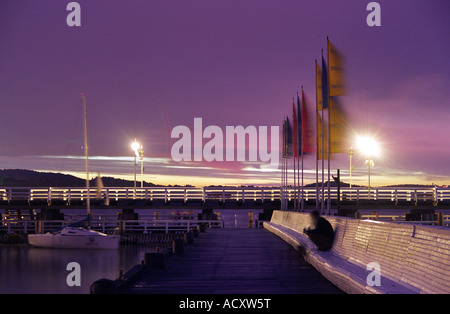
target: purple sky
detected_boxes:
[0,0,449,187]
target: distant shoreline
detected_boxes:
[0,169,445,189]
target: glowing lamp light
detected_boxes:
[131,140,141,158]
[131,140,140,152]
[356,135,381,157]
[356,135,381,200]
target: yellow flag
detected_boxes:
[316,61,324,111]
[317,112,328,160]
[327,39,345,96]
[329,96,348,154]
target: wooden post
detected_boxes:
[437,212,443,226]
[337,169,340,213]
[172,238,184,254]
[184,231,194,244]
[119,220,125,235]
[105,188,110,206]
[248,211,253,228]
[35,220,42,234]
[144,252,166,268]
[90,279,118,294]
[191,227,199,238]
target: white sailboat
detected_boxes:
[28,94,120,249]
[28,226,120,249]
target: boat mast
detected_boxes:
[81,93,91,216]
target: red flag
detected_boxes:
[302,90,315,154]
[292,99,298,158]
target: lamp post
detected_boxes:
[138,145,144,188]
[131,139,140,190]
[366,159,374,199]
[356,136,380,201]
[349,146,355,189]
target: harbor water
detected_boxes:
[0,208,264,294]
[0,244,148,294]
[1,207,447,294]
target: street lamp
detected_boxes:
[138,145,144,188]
[131,139,140,189]
[356,135,380,200]
[349,146,355,189]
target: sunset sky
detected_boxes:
[0,0,449,187]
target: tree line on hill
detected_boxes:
[0,169,439,188]
[0,169,173,188]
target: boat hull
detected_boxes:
[28,234,120,249]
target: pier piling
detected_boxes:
[172,238,184,254]
[90,279,118,294]
[144,252,166,269]
[184,231,194,244]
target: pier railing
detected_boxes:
[2,212,448,235]
[1,213,224,235]
[0,186,449,206]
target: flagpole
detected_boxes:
[293,147,296,211]
[300,87,304,211]
[327,37,331,215]
[295,95,300,212]
[285,117,288,210]
[321,50,325,214]
[281,118,283,210]
[315,61,319,211]
[281,118,284,210]
[321,106,325,213]
[293,99,297,211]
[283,116,287,210]
[282,159,284,210]
[296,92,300,212]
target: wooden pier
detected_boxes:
[0,186,449,209]
[110,228,343,294]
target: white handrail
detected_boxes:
[1,217,224,234]
[2,186,449,205]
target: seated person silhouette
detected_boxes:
[303,210,335,251]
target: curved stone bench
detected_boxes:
[264,210,450,294]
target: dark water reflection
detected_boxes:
[0,244,149,294]
[0,209,265,294]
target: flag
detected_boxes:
[282,117,293,158]
[321,55,329,110]
[292,100,298,158]
[282,119,286,157]
[329,96,348,153]
[327,38,345,96]
[317,113,328,160]
[285,117,293,157]
[316,61,324,110]
[301,90,315,154]
[296,93,302,156]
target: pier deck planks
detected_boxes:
[123,228,343,294]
